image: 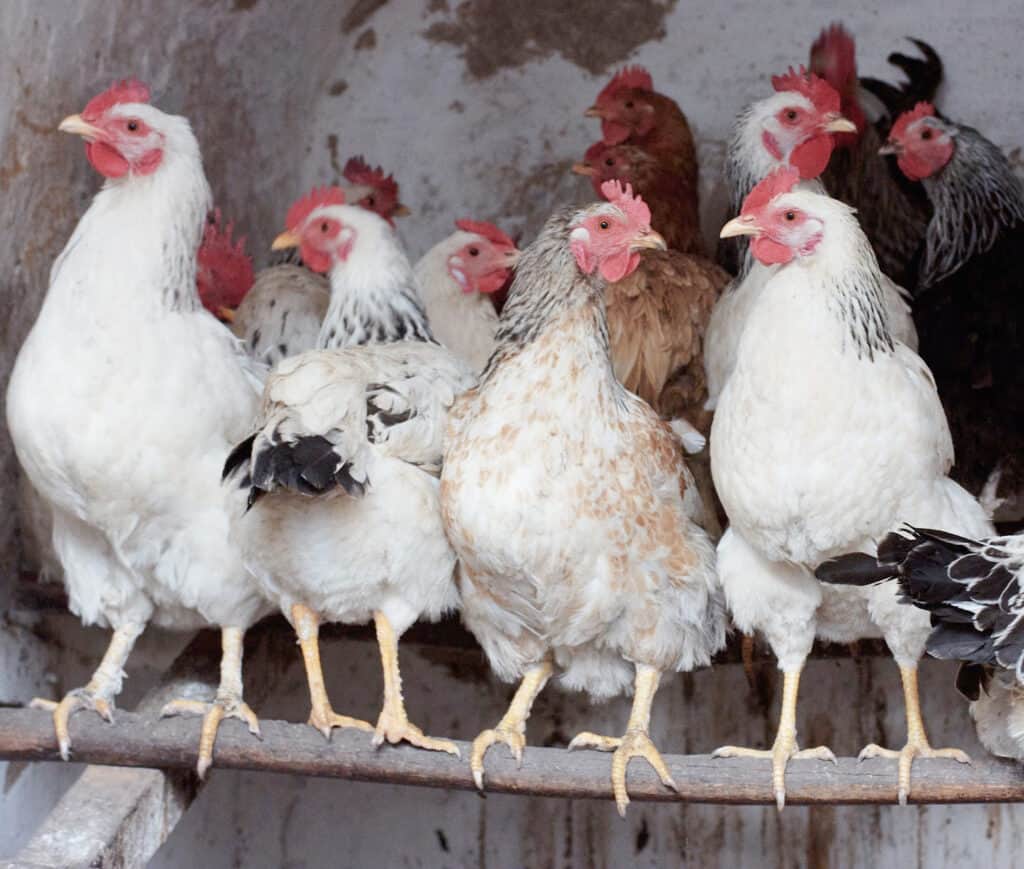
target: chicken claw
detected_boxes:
[860,663,972,804]
[471,661,552,790]
[161,695,261,779]
[858,740,970,805]
[471,725,526,789]
[570,728,678,817]
[160,627,261,778]
[31,689,115,760]
[372,611,459,756]
[713,736,836,811]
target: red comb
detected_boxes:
[596,65,654,104]
[891,102,936,141]
[197,209,254,310]
[285,186,346,232]
[599,179,651,227]
[455,219,517,250]
[82,79,151,122]
[343,156,399,199]
[741,168,801,215]
[770,66,840,115]
[809,22,857,89]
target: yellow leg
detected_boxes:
[713,667,836,810]
[568,664,678,817]
[858,664,970,805]
[371,611,459,756]
[470,660,552,790]
[288,604,373,740]
[31,622,143,760]
[160,627,262,778]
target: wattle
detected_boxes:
[300,244,331,275]
[898,153,933,183]
[85,142,129,179]
[751,237,793,266]
[790,134,835,180]
[599,249,640,282]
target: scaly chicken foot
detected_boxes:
[712,668,836,810]
[568,665,677,816]
[471,660,552,790]
[31,622,143,760]
[160,627,261,778]
[372,611,459,756]
[857,665,970,805]
[291,604,373,740]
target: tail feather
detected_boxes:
[814,552,894,586]
[860,37,943,123]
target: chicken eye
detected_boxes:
[786,110,798,122]
[468,247,480,256]
[320,221,330,233]
[784,211,796,221]
[599,220,610,230]
[127,120,139,132]
[605,158,615,166]
[921,129,933,140]
[366,195,375,206]
[624,100,634,109]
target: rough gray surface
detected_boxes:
[2,0,1024,866]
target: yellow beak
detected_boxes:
[271,230,301,251]
[572,162,597,176]
[630,229,667,252]
[719,216,761,239]
[878,142,901,156]
[58,114,104,140]
[823,114,858,135]
[584,105,604,119]
[392,203,411,218]
[217,306,237,323]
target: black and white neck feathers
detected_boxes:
[317,215,433,350]
[484,209,610,379]
[919,123,1024,289]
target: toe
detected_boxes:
[30,697,58,711]
[568,732,621,753]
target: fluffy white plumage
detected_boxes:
[710,187,991,805]
[5,97,269,768]
[226,201,473,751]
[414,230,500,373]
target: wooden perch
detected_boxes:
[2,706,1023,806]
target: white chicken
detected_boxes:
[5,81,269,775]
[441,182,726,815]
[706,68,916,409]
[414,219,519,373]
[710,168,993,807]
[224,187,473,753]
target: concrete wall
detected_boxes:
[2,0,1024,866]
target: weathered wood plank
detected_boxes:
[2,623,293,869]
[1,705,1022,806]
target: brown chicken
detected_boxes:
[573,142,727,436]
[584,66,699,237]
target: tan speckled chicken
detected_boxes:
[441,182,726,815]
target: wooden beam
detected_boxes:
[1,705,1022,806]
[3,623,293,868]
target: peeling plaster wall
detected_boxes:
[2,0,1024,866]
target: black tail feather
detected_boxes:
[814,552,895,586]
[861,37,943,123]
[249,433,367,505]
[223,433,257,481]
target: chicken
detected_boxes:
[705,68,917,410]
[232,158,408,364]
[710,168,992,807]
[575,141,703,256]
[572,144,726,426]
[810,24,939,287]
[584,66,701,254]
[817,528,1024,761]
[440,181,726,815]
[413,219,519,373]
[196,209,255,322]
[5,81,269,775]
[882,103,1024,517]
[223,187,471,753]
